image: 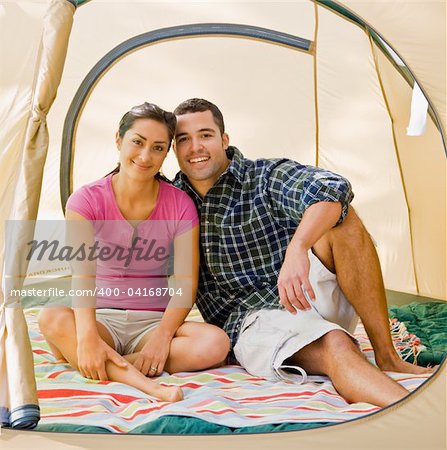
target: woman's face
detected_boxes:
[116,118,170,181]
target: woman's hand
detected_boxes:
[77,335,127,381]
[133,327,172,377]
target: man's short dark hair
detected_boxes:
[174,98,225,134]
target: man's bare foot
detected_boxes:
[149,383,183,402]
[376,354,437,375]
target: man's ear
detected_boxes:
[222,132,230,150]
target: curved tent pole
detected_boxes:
[0,0,75,429]
[59,23,312,209]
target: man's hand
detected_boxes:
[133,327,172,377]
[278,242,316,314]
[77,335,128,381]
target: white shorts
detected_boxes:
[96,309,164,355]
[233,250,359,383]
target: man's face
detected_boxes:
[174,110,230,190]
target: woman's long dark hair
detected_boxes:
[106,102,176,183]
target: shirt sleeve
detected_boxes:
[174,191,200,238]
[65,187,96,220]
[267,160,354,225]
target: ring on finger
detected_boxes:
[150,366,157,373]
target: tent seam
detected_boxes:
[316,1,367,33]
[367,33,420,295]
[313,2,320,167]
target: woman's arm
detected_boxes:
[66,209,127,380]
[132,225,199,376]
[159,224,200,333]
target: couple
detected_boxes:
[39,99,430,405]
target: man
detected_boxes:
[172,98,432,407]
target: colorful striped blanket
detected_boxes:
[26,308,430,433]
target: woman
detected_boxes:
[38,103,230,402]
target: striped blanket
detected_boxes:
[27,308,430,433]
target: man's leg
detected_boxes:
[312,206,432,375]
[287,330,409,407]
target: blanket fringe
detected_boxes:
[389,318,426,365]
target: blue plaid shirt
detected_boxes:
[174,147,353,349]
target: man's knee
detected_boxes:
[331,207,370,245]
[320,329,358,358]
[287,329,356,376]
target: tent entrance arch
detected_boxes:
[60,23,313,207]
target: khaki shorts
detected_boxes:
[96,309,164,355]
[233,250,359,383]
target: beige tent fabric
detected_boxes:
[0,0,75,428]
[315,5,416,293]
[372,42,446,300]
[339,0,446,137]
[0,0,47,428]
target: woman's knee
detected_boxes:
[38,307,72,338]
[189,324,230,366]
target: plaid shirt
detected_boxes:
[174,147,353,349]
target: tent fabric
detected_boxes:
[0,0,46,429]
[0,0,445,447]
[371,43,447,298]
[315,5,416,293]
[0,0,75,428]
[338,0,446,137]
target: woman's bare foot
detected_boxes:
[147,382,183,402]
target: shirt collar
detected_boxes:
[225,146,245,184]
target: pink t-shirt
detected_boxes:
[66,175,199,311]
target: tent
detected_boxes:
[0,0,445,448]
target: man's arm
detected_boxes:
[267,161,353,314]
[277,201,341,314]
